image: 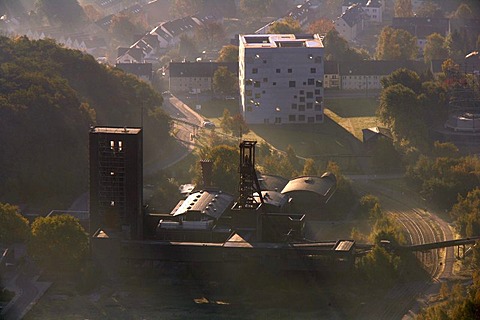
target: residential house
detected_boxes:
[116,63,153,83]
[335,4,366,42]
[324,61,340,89]
[169,61,238,93]
[342,0,383,23]
[392,17,449,52]
[338,60,429,90]
[255,0,320,34]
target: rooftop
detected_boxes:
[240,34,323,49]
[91,127,142,134]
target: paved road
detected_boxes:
[1,261,51,320]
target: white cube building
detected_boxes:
[239,34,325,125]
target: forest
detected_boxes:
[0,36,171,211]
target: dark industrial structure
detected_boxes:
[90,128,358,273]
[89,126,143,240]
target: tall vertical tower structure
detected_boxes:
[239,34,325,125]
[89,127,143,240]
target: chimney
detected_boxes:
[200,160,213,188]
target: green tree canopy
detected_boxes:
[324,29,370,61]
[0,203,30,244]
[109,15,145,45]
[307,18,335,36]
[197,145,239,194]
[375,27,417,60]
[29,215,88,271]
[35,0,86,29]
[394,0,413,17]
[423,33,448,64]
[217,45,239,62]
[268,17,303,34]
[0,36,170,209]
[213,66,237,95]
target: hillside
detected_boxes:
[0,36,171,211]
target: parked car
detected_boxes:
[202,120,215,129]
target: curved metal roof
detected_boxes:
[281,172,336,197]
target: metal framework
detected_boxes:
[236,140,264,210]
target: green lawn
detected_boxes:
[325,97,379,118]
[196,99,240,119]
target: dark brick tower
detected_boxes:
[89,127,143,240]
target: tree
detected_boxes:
[359,194,380,217]
[195,21,226,51]
[109,15,145,45]
[445,30,468,60]
[453,3,474,20]
[302,158,317,176]
[381,68,422,93]
[451,188,480,237]
[217,45,239,62]
[394,0,413,17]
[415,0,444,18]
[239,0,271,19]
[169,0,204,18]
[372,137,402,172]
[197,145,239,194]
[35,0,86,29]
[307,18,334,36]
[0,203,30,244]
[423,33,448,63]
[376,27,417,60]
[268,17,303,34]
[324,29,370,61]
[178,35,199,60]
[213,66,237,95]
[29,215,88,271]
[220,108,234,134]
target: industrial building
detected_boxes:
[89,127,356,273]
[89,126,143,240]
[239,34,325,125]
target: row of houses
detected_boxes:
[335,1,479,54]
[116,14,216,65]
[167,59,433,94]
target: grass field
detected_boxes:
[190,95,381,173]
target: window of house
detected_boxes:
[307,102,313,109]
[252,68,258,74]
[300,90,304,95]
[246,90,252,96]
[263,60,267,64]
[316,96,323,103]
[306,92,313,99]
[308,78,314,85]
[310,68,316,73]
[315,104,321,111]
[316,114,323,122]
[303,82,306,85]
[273,82,276,86]
[288,68,292,73]
[300,97,305,102]
[315,56,322,63]
[276,68,281,73]
[254,81,260,87]
[308,117,314,123]
[255,93,261,98]
[316,80,323,87]
[289,81,296,87]
[275,117,282,124]
[289,115,296,122]
[299,115,305,121]
[299,105,305,111]
[291,103,297,109]
[263,77,268,82]
[315,89,320,94]
[262,90,266,94]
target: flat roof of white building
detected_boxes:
[240,34,323,49]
